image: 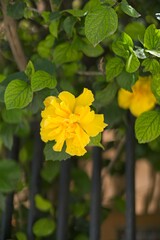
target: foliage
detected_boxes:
[0,0,160,238]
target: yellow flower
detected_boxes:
[118,76,156,117]
[40,88,107,156]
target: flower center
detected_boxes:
[63,113,79,138]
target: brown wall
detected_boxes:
[101,212,160,240]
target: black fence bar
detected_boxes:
[27,122,44,239]
[1,136,20,240]
[89,147,102,240]
[56,158,71,240]
[125,111,136,240]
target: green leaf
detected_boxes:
[23,7,34,19]
[63,16,77,38]
[85,5,118,46]
[125,22,145,41]
[2,72,28,87]
[72,202,88,217]
[72,169,90,195]
[29,88,58,114]
[35,194,52,212]
[31,71,57,92]
[135,110,160,143]
[103,100,123,127]
[0,193,6,211]
[37,36,55,58]
[37,42,52,59]
[77,38,104,57]
[142,59,160,74]
[25,61,35,80]
[74,234,88,240]
[44,141,70,161]
[112,32,133,58]
[49,21,59,38]
[43,35,55,48]
[54,42,81,64]
[49,11,61,21]
[5,80,33,109]
[41,161,60,183]
[2,109,22,124]
[113,196,125,213]
[63,9,87,17]
[84,0,101,11]
[151,74,160,104]
[145,49,160,58]
[0,74,5,83]
[89,133,104,149]
[100,0,116,6]
[144,24,160,50]
[33,58,56,75]
[33,218,55,237]
[16,120,30,138]
[16,232,27,240]
[7,1,26,19]
[0,160,20,193]
[62,62,78,77]
[126,51,140,73]
[116,71,137,91]
[0,86,5,102]
[0,123,16,150]
[41,11,51,23]
[94,81,118,109]
[120,0,141,18]
[106,57,124,81]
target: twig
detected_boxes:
[1,0,27,71]
[77,71,105,76]
[106,136,125,172]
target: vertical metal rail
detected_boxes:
[89,147,102,240]
[56,158,71,240]
[1,136,20,240]
[27,122,44,239]
[125,111,136,240]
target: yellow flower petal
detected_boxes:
[75,88,94,107]
[75,106,95,124]
[81,114,107,137]
[118,76,156,117]
[40,88,107,156]
[40,125,57,142]
[55,106,69,118]
[66,138,87,156]
[41,106,57,118]
[58,91,75,112]
[53,139,65,152]
[130,94,156,117]
[75,124,90,146]
[44,96,59,107]
[118,89,132,109]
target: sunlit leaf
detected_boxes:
[33,218,55,237]
[5,80,33,109]
[85,5,118,46]
[135,111,160,143]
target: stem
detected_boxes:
[27,122,44,239]
[125,111,136,240]
[0,137,20,240]
[1,0,27,71]
[56,159,71,240]
[89,147,102,240]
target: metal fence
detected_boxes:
[0,113,136,240]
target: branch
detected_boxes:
[1,0,27,71]
[77,71,105,76]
